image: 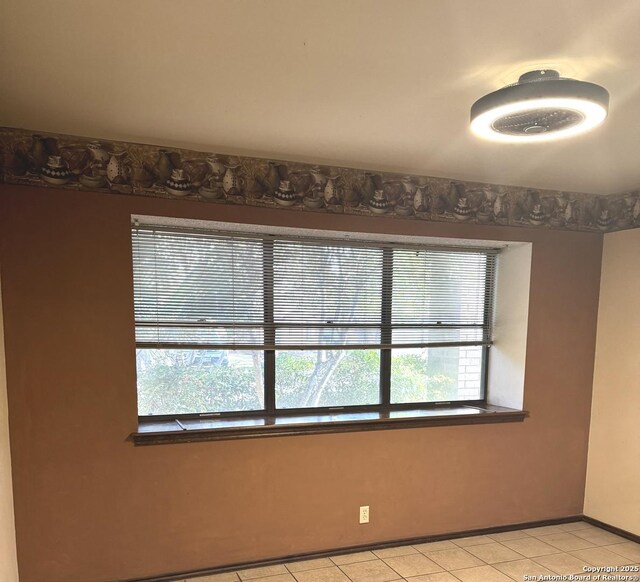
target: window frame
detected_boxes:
[134,230,497,422]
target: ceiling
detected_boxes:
[2,0,640,195]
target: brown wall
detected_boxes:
[0,185,603,582]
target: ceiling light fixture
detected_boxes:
[470,70,609,142]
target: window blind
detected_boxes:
[132,225,497,351]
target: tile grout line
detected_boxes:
[335,562,356,582]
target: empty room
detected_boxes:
[0,1,639,582]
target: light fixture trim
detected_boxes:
[470,70,609,143]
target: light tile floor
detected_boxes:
[182,522,640,582]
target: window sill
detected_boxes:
[130,405,528,445]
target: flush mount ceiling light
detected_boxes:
[470,70,609,142]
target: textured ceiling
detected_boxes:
[1,0,640,195]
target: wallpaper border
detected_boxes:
[1,127,638,233]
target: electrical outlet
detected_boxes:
[359,505,369,524]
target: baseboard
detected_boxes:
[124,515,583,582]
[583,515,640,544]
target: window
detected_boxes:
[132,223,497,420]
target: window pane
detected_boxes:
[273,241,383,347]
[392,250,489,326]
[136,349,264,415]
[390,346,483,403]
[132,229,265,346]
[275,350,380,409]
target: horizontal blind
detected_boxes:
[391,249,496,347]
[272,239,383,347]
[133,227,265,346]
[133,225,497,350]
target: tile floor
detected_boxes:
[181,522,640,582]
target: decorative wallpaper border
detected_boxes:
[1,127,638,232]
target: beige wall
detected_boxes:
[487,242,532,410]
[0,276,19,581]
[584,228,640,535]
